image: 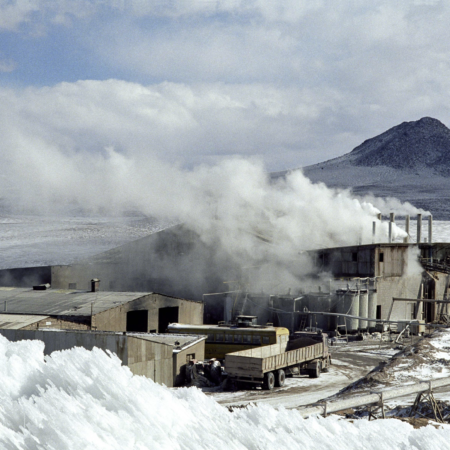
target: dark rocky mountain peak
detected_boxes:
[349,117,450,175]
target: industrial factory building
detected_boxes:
[0,328,206,387]
[0,214,449,335]
[206,240,450,333]
[0,286,203,333]
[50,224,237,299]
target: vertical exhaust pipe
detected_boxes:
[404,215,410,243]
[417,214,422,243]
[428,215,433,244]
[372,221,376,244]
[388,212,395,243]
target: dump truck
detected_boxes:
[225,332,331,390]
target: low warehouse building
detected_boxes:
[0,329,205,387]
[0,287,203,333]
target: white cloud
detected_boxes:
[2,1,450,174]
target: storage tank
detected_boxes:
[305,293,333,331]
[336,289,360,332]
[368,290,377,331]
[359,290,369,330]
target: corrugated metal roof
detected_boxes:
[0,313,49,329]
[0,287,151,316]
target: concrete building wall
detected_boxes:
[376,274,449,322]
[127,337,173,386]
[173,340,205,387]
[0,266,51,288]
[49,224,237,300]
[0,330,176,386]
[93,293,203,333]
[22,316,90,331]
[0,329,128,362]
[375,246,406,278]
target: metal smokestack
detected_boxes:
[388,212,394,243]
[403,215,410,243]
[417,214,422,243]
[428,215,433,244]
[372,221,376,244]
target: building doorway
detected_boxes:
[126,310,148,332]
[158,306,179,333]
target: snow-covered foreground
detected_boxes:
[1,336,450,450]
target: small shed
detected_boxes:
[0,329,203,387]
[136,334,206,386]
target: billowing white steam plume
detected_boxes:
[2,148,406,256]
[357,194,430,217]
[0,80,414,274]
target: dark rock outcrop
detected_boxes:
[350,117,450,175]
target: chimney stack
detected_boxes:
[428,215,433,244]
[388,212,395,243]
[91,278,100,293]
[417,214,422,243]
[403,215,410,243]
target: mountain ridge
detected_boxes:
[272,117,450,219]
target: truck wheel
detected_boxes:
[322,356,331,373]
[309,362,321,378]
[263,372,275,390]
[275,369,286,387]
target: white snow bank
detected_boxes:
[0,335,449,450]
[393,330,450,382]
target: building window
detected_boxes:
[186,353,195,363]
[262,336,270,344]
[234,334,242,343]
[352,252,358,262]
[224,333,233,342]
[379,252,384,263]
[252,335,261,345]
[216,333,224,342]
[243,335,251,344]
[207,333,214,342]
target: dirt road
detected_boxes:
[208,339,403,409]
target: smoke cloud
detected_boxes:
[357,194,430,217]
[0,79,418,294]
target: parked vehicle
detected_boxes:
[225,332,331,390]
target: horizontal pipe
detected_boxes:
[392,297,450,304]
[296,378,450,417]
[300,310,420,325]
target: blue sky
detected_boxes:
[1,1,450,214]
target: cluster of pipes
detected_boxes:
[373,213,433,244]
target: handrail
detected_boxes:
[295,378,450,417]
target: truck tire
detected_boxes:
[322,356,331,373]
[263,372,275,390]
[309,362,321,378]
[275,369,286,387]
